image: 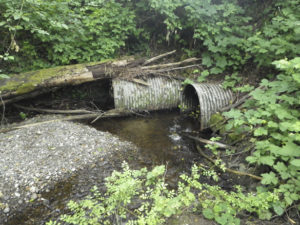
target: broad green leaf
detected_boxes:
[210,67,223,74]
[254,127,268,136]
[223,109,243,119]
[276,141,300,157]
[267,121,278,128]
[291,122,300,132]
[202,208,214,220]
[258,210,272,220]
[261,172,278,185]
[273,203,285,215]
[290,159,300,167]
[259,156,275,166]
[201,70,209,76]
[202,53,212,67]
[260,79,270,87]
[274,162,290,179]
[292,73,300,83]
[246,156,257,164]
[279,122,294,132]
[216,56,227,69]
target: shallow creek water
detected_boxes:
[92,111,200,180]
[7,111,203,225]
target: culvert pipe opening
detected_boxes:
[181,84,200,115]
[181,83,234,130]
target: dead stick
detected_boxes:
[219,86,266,113]
[143,50,176,66]
[0,109,136,133]
[150,64,202,73]
[0,88,59,107]
[144,72,186,81]
[184,133,231,149]
[219,94,250,112]
[196,145,262,181]
[141,58,200,70]
[13,104,95,114]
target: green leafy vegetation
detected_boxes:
[0,0,136,72]
[1,0,300,224]
[47,162,278,225]
[223,57,300,213]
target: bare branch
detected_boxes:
[142,50,176,66]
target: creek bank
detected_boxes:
[0,115,139,224]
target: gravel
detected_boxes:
[0,115,138,223]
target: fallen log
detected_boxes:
[0,52,199,107]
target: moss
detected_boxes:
[209,113,226,132]
[209,113,248,143]
[0,58,128,95]
[227,132,246,144]
[0,63,87,94]
[0,80,21,93]
[25,63,87,82]
[16,83,35,94]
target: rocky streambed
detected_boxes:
[0,115,139,224]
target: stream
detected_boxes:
[6,111,204,225]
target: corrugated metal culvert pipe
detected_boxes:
[112,77,182,111]
[181,83,234,130]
